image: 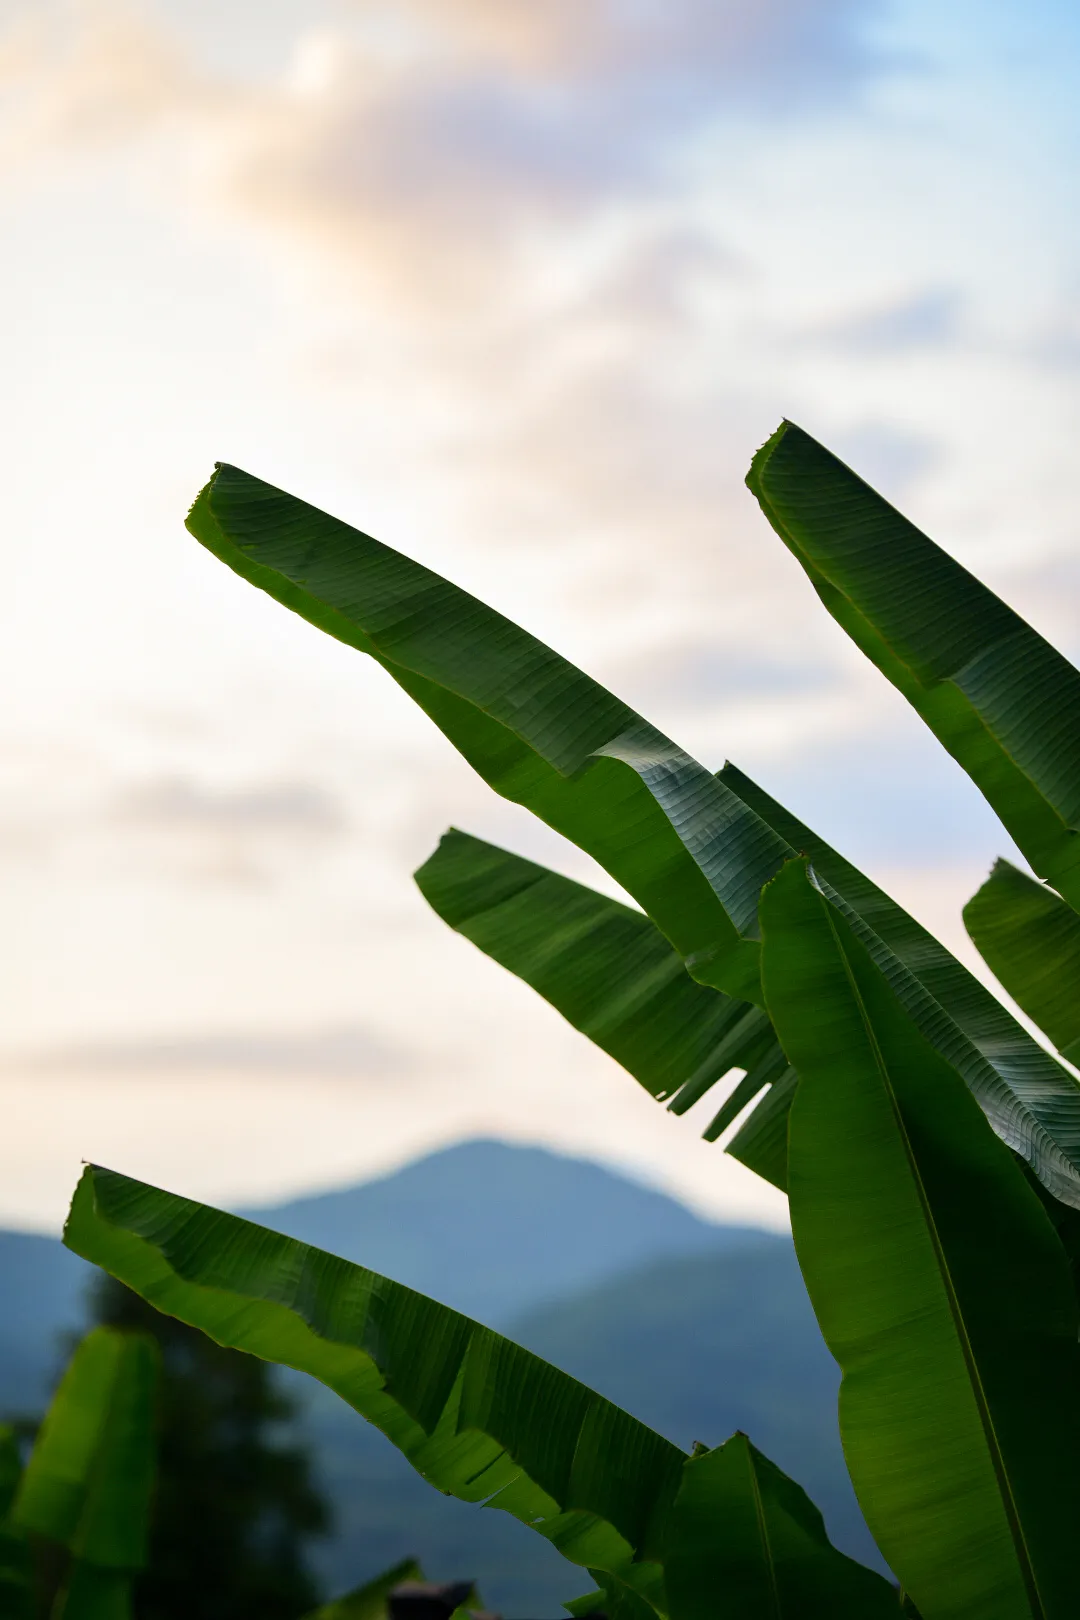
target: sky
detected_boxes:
[0,0,1078,1231]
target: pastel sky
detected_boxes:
[1,0,1077,1230]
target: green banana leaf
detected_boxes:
[415,797,1080,1206]
[663,1434,898,1619]
[760,858,1080,1620]
[964,859,1080,1063]
[301,1557,423,1620]
[14,1328,158,1620]
[187,460,1080,1206]
[62,1163,680,1613]
[719,765,1080,1206]
[747,421,1080,912]
[563,1588,614,1618]
[187,463,795,1004]
[413,828,775,1123]
[62,1166,890,1619]
[14,1328,158,1572]
[0,1426,31,1620]
[565,1576,666,1620]
[1014,1157,1080,1302]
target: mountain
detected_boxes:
[0,1141,882,1616]
[0,1229,93,1409]
[241,1139,746,1324]
[0,1140,738,1408]
[305,1236,885,1617]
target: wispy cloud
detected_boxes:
[811,287,964,353]
[0,0,888,309]
[15,1022,409,1079]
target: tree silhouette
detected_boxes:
[90,1275,329,1620]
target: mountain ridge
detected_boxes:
[0,1137,764,1408]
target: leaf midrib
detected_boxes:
[819,900,1044,1620]
[745,1445,782,1620]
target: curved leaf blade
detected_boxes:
[964,860,1080,1063]
[721,765,1080,1208]
[664,1434,898,1620]
[416,802,1080,1205]
[414,828,776,1118]
[747,421,1080,910]
[62,1165,681,1608]
[761,859,1080,1619]
[187,464,797,1001]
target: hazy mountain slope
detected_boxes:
[511,1238,878,1571]
[241,1139,740,1324]
[0,1231,95,1408]
[0,1143,878,1617]
[0,1140,737,1409]
[306,1235,885,1616]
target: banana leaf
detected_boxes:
[14,1328,158,1620]
[187,464,795,1003]
[414,828,776,1121]
[663,1434,898,1619]
[760,858,1080,1619]
[415,797,1080,1206]
[187,461,1080,1206]
[301,1558,424,1620]
[747,421,1080,912]
[62,1167,890,1619]
[964,859,1080,1063]
[62,1164,679,1613]
[14,1329,158,1572]
[719,765,1080,1207]
[565,1579,656,1620]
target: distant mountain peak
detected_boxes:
[240,1135,763,1325]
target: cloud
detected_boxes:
[17,1022,408,1079]
[810,287,964,354]
[0,0,887,307]
[219,0,887,309]
[107,773,349,882]
[113,774,346,837]
[822,420,941,498]
[0,0,200,155]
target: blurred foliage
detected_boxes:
[91,1276,328,1620]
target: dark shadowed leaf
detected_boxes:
[0,1426,31,1620]
[664,1434,898,1619]
[964,859,1080,1062]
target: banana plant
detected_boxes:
[61,424,1080,1619]
[964,859,1080,1063]
[185,457,1080,1209]
[10,1327,159,1620]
